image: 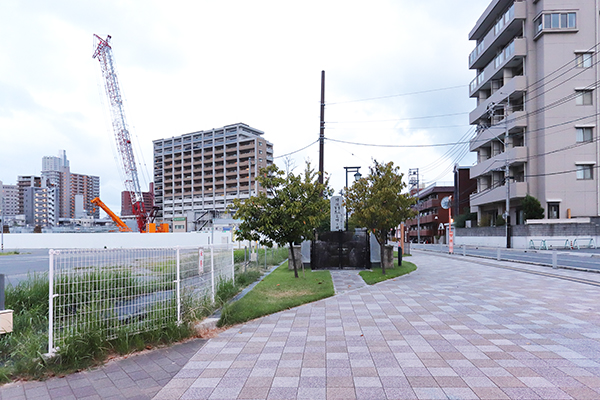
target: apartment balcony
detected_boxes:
[469,1,525,70]
[469,38,526,97]
[470,146,527,179]
[470,111,527,151]
[469,0,521,40]
[469,76,527,124]
[470,181,527,207]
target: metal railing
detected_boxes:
[48,245,234,355]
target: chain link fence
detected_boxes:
[48,245,233,354]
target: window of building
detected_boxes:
[535,12,576,34]
[547,203,560,219]
[576,164,593,180]
[576,90,593,106]
[576,127,593,143]
[576,53,593,68]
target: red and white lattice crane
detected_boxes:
[92,34,147,233]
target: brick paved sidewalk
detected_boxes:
[0,338,207,400]
[155,252,600,400]
[330,270,367,295]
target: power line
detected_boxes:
[326,85,467,106]
[274,139,319,159]
[326,112,469,124]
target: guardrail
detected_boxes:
[529,238,597,250]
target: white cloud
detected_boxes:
[0,0,488,214]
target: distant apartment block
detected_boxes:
[42,150,99,220]
[121,183,155,217]
[153,123,274,228]
[0,181,19,217]
[406,184,454,243]
[469,0,600,224]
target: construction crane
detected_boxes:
[91,197,132,232]
[92,34,148,233]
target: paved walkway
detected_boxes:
[0,338,207,400]
[4,252,600,399]
[329,270,368,295]
[153,252,600,399]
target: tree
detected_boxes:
[345,160,415,275]
[231,162,332,278]
[522,194,545,220]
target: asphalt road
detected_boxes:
[414,243,600,271]
[0,249,50,285]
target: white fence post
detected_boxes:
[211,245,215,303]
[232,246,235,285]
[462,245,466,257]
[48,249,55,356]
[552,250,558,269]
[497,248,501,261]
[176,247,181,324]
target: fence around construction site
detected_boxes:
[48,245,234,355]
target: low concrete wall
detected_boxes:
[0,231,232,249]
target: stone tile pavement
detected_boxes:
[4,251,600,399]
[0,337,207,400]
[329,270,368,295]
[155,252,600,399]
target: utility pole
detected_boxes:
[487,96,511,249]
[504,97,511,248]
[319,71,325,186]
[409,168,420,244]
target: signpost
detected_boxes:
[330,196,344,231]
[441,196,453,254]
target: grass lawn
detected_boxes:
[359,260,417,285]
[0,251,20,256]
[218,262,334,327]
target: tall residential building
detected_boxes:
[121,183,154,217]
[0,181,19,217]
[469,0,599,225]
[153,123,274,227]
[17,176,42,215]
[41,150,99,219]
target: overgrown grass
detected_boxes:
[234,246,288,271]
[359,260,417,285]
[218,262,334,327]
[0,265,258,383]
[0,251,19,256]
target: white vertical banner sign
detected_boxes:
[198,249,204,274]
[330,196,344,231]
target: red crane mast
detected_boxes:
[92,34,147,233]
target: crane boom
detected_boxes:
[91,197,132,232]
[92,34,147,233]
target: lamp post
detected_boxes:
[344,167,361,231]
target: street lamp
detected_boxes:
[344,166,361,231]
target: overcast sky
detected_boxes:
[0,0,489,215]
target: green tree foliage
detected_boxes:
[345,160,415,275]
[454,207,477,228]
[522,194,545,220]
[231,163,332,278]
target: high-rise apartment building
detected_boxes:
[121,183,154,217]
[153,123,274,227]
[469,0,600,224]
[41,150,99,220]
[0,181,19,217]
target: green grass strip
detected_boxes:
[359,260,417,285]
[218,262,334,327]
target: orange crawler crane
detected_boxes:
[91,197,169,233]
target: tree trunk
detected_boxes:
[380,242,386,275]
[289,241,299,278]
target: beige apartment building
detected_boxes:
[153,123,274,228]
[469,0,600,224]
